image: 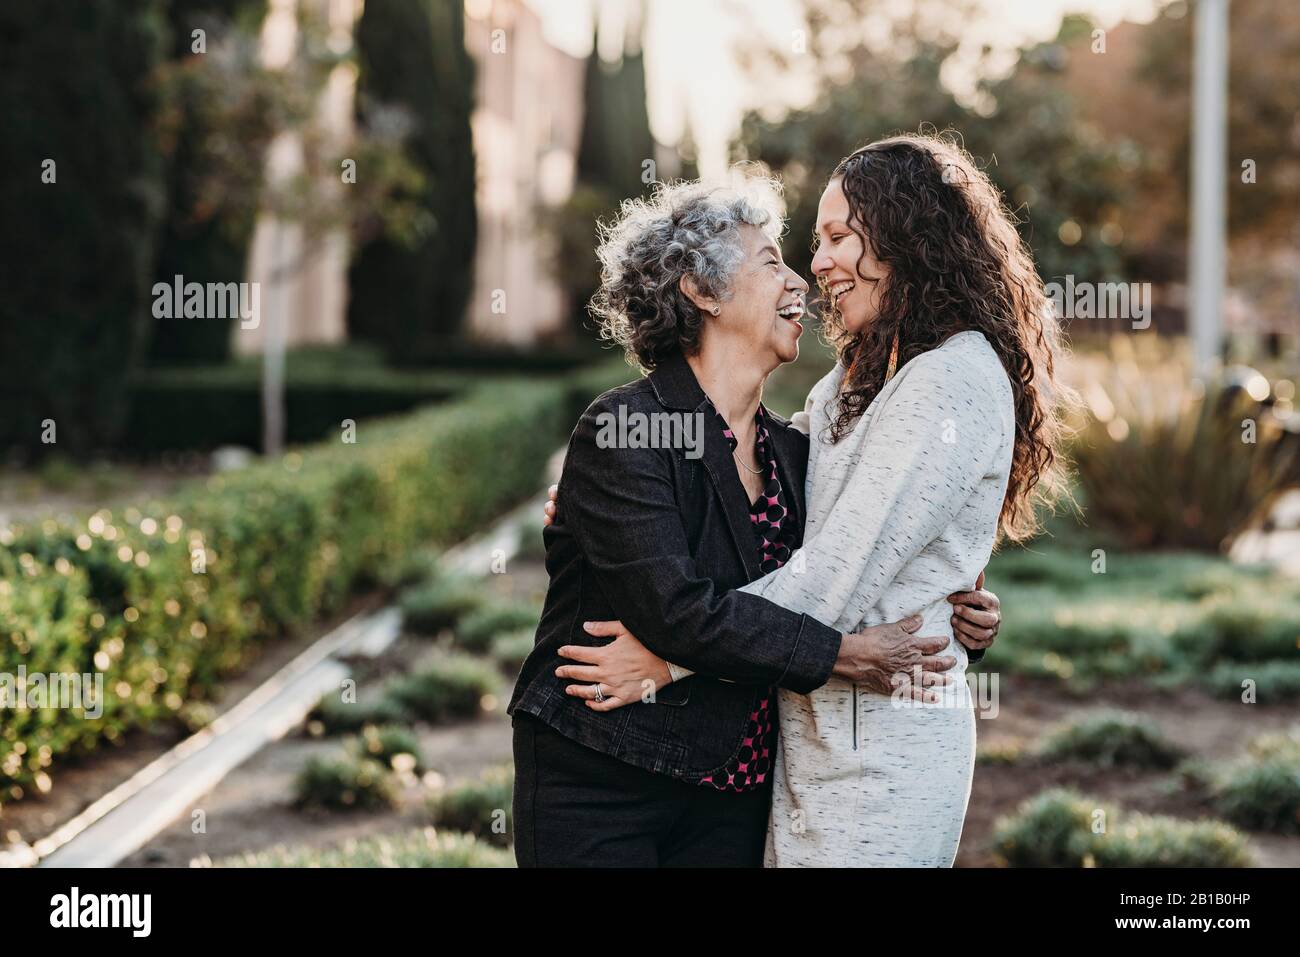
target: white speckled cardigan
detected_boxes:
[668,330,1015,866]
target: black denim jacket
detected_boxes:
[507,350,843,780]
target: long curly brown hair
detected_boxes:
[820,132,1071,542]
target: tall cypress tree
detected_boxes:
[559,24,656,336]
[346,0,477,363]
[0,0,169,454]
[576,33,655,202]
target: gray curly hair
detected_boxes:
[589,175,787,370]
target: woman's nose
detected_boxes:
[810,242,832,276]
[787,268,810,294]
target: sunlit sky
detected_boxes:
[521,0,1171,177]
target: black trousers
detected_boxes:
[511,712,771,867]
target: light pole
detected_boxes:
[1188,0,1230,376]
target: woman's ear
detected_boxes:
[679,274,718,316]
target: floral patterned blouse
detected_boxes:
[696,400,799,792]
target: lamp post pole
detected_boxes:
[1188,0,1230,376]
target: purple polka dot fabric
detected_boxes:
[697,402,798,793]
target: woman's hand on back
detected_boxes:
[555,621,672,711]
[946,569,1000,652]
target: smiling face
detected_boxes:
[812,177,889,335]
[693,223,810,370]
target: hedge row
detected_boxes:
[117,347,626,452]
[123,367,467,452]
[0,370,642,806]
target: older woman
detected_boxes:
[550,134,1067,867]
[507,176,1000,867]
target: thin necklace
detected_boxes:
[733,446,763,474]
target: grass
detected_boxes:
[1211,757,1300,834]
[426,765,514,847]
[292,754,399,811]
[309,690,412,735]
[490,629,536,673]
[382,652,501,723]
[983,530,1300,695]
[1035,711,1185,769]
[1178,727,1300,835]
[212,827,514,867]
[990,789,1253,867]
[454,602,541,654]
[399,575,487,636]
[346,724,424,772]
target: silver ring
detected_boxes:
[593,684,605,702]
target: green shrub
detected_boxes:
[1246,726,1300,762]
[983,542,1300,689]
[990,789,1252,867]
[1172,597,1300,666]
[346,724,423,772]
[400,576,485,635]
[1072,369,1300,552]
[383,653,500,723]
[214,827,513,867]
[455,602,541,653]
[975,739,1027,766]
[490,630,536,674]
[310,691,411,736]
[0,378,570,807]
[426,765,514,846]
[1036,711,1184,769]
[1210,756,1300,835]
[1201,660,1300,702]
[292,754,398,811]
[375,546,442,590]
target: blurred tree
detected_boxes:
[1134,0,1300,247]
[0,0,169,455]
[732,1,1139,295]
[577,36,656,201]
[346,0,477,365]
[550,25,657,337]
[147,0,269,365]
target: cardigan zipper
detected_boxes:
[852,683,858,750]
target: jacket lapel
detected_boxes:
[698,412,762,583]
[648,352,762,583]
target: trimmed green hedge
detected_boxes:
[0,377,576,806]
[121,349,633,451]
[123,360,469,451]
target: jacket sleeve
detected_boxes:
[561,393,841,694]
[737,349,1010,635]
[662,382,819,682]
